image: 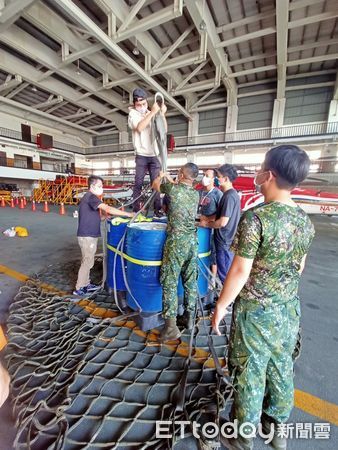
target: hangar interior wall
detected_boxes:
[167,115,189,136]
[198,109,227,134]
[237,94,275,130]
[0,112,87,147]
[284,87,334,125]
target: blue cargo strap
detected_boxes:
[107,243,210,266]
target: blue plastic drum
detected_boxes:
[197,227,211,296]
[177,227,211,298]
[126,222,167,312]
[106,220,128,291]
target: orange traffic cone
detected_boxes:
[14,197,19,206]
[0,197,5,207]
[59,203,66,215]
[23,197,27,207]
[10,198,15,208]
[19,197,25,209]
[43,201,49,213]
[31,200,36,212]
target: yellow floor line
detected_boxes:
[294,389,338,426]
[0,264,67,295]
[0,264,29,282]
[1,264,338,425]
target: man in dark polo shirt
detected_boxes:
[200,164,241,283]
[199,168,223,286]
[74,175,134,296]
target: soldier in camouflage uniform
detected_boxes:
[212,145,315,450]
[152,163,200,341]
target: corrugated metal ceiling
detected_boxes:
[0,0,336,135]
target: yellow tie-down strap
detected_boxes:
[107,244,211,267]
[0,325,7,351]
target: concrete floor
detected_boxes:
[0,206,337,449]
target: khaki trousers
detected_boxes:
[76,237,98,290]
[0,362,10,408]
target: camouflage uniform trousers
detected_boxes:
[160,234,198,319]
[228,297,300,427]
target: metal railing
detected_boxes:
[84,142,132,155]
[175,121,338,147]
[0,122,338,158]
[40,163,68,173]
[0,127,23,141]
[13,159,28,169]
[0,157,68,174]
[0,127,86,154]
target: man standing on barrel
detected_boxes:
[128,88,167,216]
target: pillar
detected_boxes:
[187,112,199,145]
[271,98,286,131]
[119,131,129,145]
[319,143,338,173]
[225,105,238,134]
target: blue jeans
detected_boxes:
[133,155,161,212]
[216,246,234,283]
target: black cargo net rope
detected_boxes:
[5,275,233,449]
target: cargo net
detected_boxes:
[31,258,104,295]
[5,264,233,450]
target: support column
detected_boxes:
[225,104,238,135]
[32,152,40,170]
[326,72,338,133]
[186,152,196,163]
[327,96,338,135]
[225,86,238,135]
[328,100,338,124]
[224,150,233,164]
[119,131,129,145]
[187,112,199,144]
[120,157,128,175]
[319,143,338,173]
[271,97,286,130]
[272,0,289,131]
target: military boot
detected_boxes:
[177,311,195,330]
[184,311,195,330]
[160,318,181,341]
[261,414,287,450]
